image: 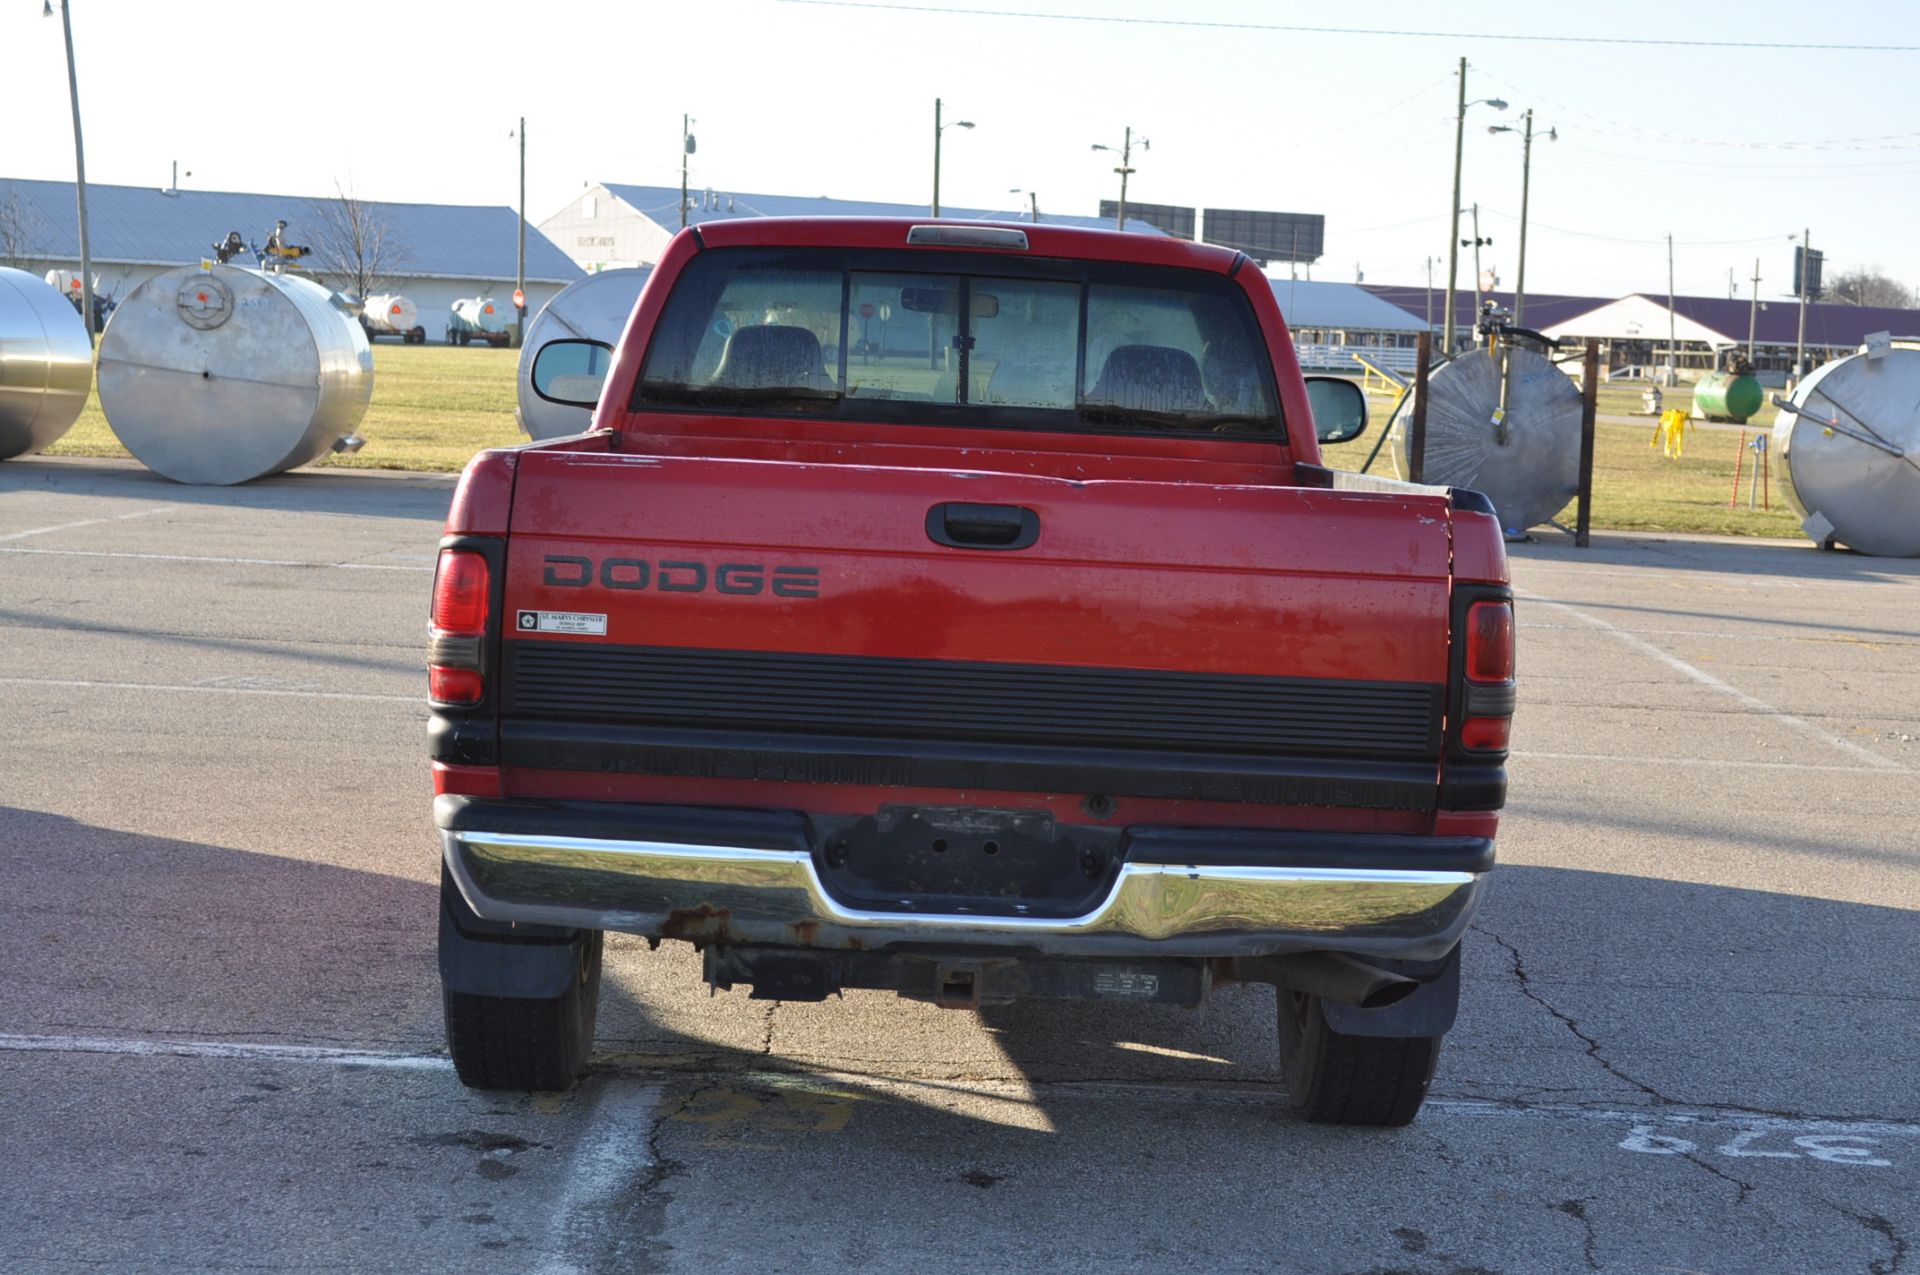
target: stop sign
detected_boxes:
[512,288,526,309]
[858,302,876,318]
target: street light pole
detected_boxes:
[51,0,93,339]
[1091,130,1146,230]
[515,115,527,343]
[1515,111,1532,327]
[680,114,692,228]
[1444,57,1467,355]
[1795,227,1811,381]
[931,99,974,218]
[1488,110,1553,328]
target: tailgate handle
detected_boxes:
[926,502,1040,551]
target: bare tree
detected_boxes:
[0,190,51,272]
[1827,265,1916,310]
[305,181,406,302]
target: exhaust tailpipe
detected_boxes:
[1253,952,1420,1009]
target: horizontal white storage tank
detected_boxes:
[363,293,419,333]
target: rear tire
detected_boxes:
[442,874,603,1092]
[1276,989,1441,1127]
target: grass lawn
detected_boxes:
[47,342,524,473]
[44,343,1802,538]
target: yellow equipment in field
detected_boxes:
[1652,408,1694,459]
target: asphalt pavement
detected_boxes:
[2,456,1916,1274]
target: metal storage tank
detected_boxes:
[1392,346,1584,532]
[448,296,509,346]
[1772,347,1920,557]
[0,266,94,460]
[97,263,373,485]
[363,293,423,342]
[516,267,651,438]
[1693,369,1763,423]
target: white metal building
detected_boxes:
[1,177,582,338]
[539,183,1171,274]
[1268,279,1430,371]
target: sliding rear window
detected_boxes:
[634,248,1284,439]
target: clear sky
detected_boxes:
[7,0,1919,300]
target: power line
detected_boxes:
[1481,71,1920,148]
[771,0,1920,51]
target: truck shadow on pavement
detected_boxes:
[8,807,1916,1271]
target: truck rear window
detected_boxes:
[634,249,1284,439]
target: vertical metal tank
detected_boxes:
[1772,346,1920,557]
[97,263,373,485]
[516,267,651,439]
[0,266,94,460]
[1391,346,1584,532]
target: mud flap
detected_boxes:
[437,871,588,1000]
[1320,944,1460,1038]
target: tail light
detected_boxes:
[429,549,491,705]
[1460,599,1515,752]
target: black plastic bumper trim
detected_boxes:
[494,721,1442,810]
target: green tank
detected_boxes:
[1694,369,1763,423]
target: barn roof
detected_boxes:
[0,176,583,284]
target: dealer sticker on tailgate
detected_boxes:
[515,610,607,636]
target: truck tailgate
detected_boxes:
[496,449,1454,807]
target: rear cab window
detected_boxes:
[634,248,1284,440]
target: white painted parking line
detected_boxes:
[1520,593,1906,771]
[537,1080,665,1275]
[0,676,416,704]
[0,1032,449,1071]
[1521,622,1920,647]
[1511,750,1913,776]
[0,546,433,572]
[0,506,170,543]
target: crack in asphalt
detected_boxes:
[1473,924,1672,1106]
[1554,1198,1600,1271]
[1829,1202,1910,1275]
[1474,924,1759,1203]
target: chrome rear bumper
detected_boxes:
[442,824,1485,960]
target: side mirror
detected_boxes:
[1304,375,1368,445]
[531,338,615,407]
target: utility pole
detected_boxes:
[1727,266,1735,300]
[1425,256,1434,333]
[1114,127,1136,230]
[1667,232,1677,386]
[680,114,693,228]
[1514,110,1533,327]
[933,98,943,216]
[1795,227,1811,382]
[1470,203,1485,314]
[1444,56,1467,355]
[1028,190,1038,222]
[53,0,94,339]
[515,116,527,342]
[1748,257,1761,361]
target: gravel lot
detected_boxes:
[3,456,1915,1274]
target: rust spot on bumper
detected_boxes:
[791,919,821,946]
[661,904,732,946]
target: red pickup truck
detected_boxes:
[429,218,1512,1126]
